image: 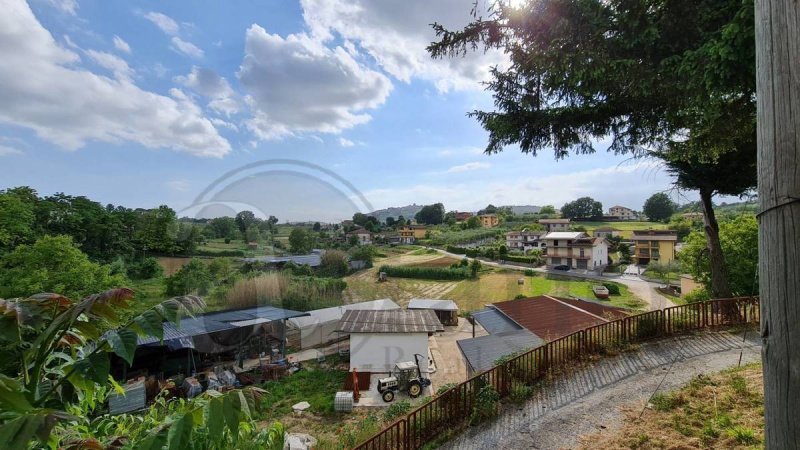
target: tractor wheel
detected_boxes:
[408,381,422,398]
[382,390,395,403]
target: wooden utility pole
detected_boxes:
[756,0,800,447]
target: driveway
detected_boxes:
[429,318,487,389]
[441,331,762,450]
[432,249,675,310]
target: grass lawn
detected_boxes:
[576,221,669,231]
[259,362,348,418]
[577,363,764,449]
[446,270,645,312]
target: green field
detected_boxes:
[575,221,669,231]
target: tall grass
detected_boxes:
[379,265,472,280]
[224,272,345,311]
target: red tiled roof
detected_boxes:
[491,295,629,340]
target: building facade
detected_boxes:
[592,227,622,239]
[538,218,571,232]
[609,205,639,220]
[542,231,608,270]
[454,212,473,221]
[505,230,546,251]
[398,225,427,244]
[632,230,678,265]
[478,214,500,227]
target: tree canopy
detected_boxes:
[288,228,314,254]
[414,203,446,225]
[561,197,602,219]
[643,193,677,222]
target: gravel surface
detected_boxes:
[441,331,762,450]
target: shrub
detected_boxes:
[319,249,349,277]
[523,269,534,276]
[634,314,661,340]
[379,265,471,280]
[164,258,212,296]
[383,400,412,421]
[684,288,711,304]
[602,282,621,295]
[469,385,500,425]
[508,381,533,404]
[191,249,246,257]
[128,257,164,280]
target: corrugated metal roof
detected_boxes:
[457,330,543,373]
[287,299,400,329]
[136,305,309,346]
[336,309,444,333]
[407,299,459,311]
[471,308,523,335]
[240,254,322,267]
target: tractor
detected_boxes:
[376,354,431,402]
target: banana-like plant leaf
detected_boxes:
[67,352,109,389]
[132,310,164,341]
[0,374,33,413]
[166,412,193,450]
[0,414,46,450]
[71,321,100,341]
[206,396,224,443]
[136,426,168,450]
[105,328,138,366]
[222,390,241,441]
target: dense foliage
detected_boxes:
[643,193,677,222]
[379,265,473,280]
[561,197,602,219]
[414,203,446,225]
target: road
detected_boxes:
[431,248,675,310]
[441,330,761,450]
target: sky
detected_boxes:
[0,0,694,222]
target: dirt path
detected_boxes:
[441,331,761,450]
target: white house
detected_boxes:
[505,229,546,251]
[608,205,639,220]
[336,309,444,374]
[286,299,400,349]
[542,231,608,270]
[538,218,571,232]
[346,228,373,245]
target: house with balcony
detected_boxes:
[505,229,546,252]
[632,230,678,265]
[608,205,639,220]
[478,214,500,228]
[538,218,571,232]
[398,225,427,244]
[542,231,608,270]
[592,227,622,239]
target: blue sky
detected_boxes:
[0,0,689,222]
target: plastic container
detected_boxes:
[334,391,354,412]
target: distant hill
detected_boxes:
[366,204,424,223]
[503,205,542,215]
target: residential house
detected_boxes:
[505,229,546,251]
[336,309,444,374]
[609,205,639,220]
[399,225,427,244]
[538,218,571,232]
[458,295,629,374]
[542,232,608,270]
[454,212,473,222]
[592,227,622,239]
[478,213,500,228]
[632,230,678,265]
[346,227,373,245]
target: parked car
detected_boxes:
[553,265,570,271]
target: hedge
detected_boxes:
[379,265,472,280]
[191,249,246,257]
[501,255,543,265]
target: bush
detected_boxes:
[524,269,534,276]
[164,258,212,296]
[191,249,245,257]
[469,385,500,425]
[224,273,345,311]
[508,381,533,404]
[383,400,412,421]
[127,257,164,280]
[319,249,349,277]
[602,282,621,295]
[684,288,711,304]
[379,265,472,280]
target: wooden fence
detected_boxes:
[354,297,760,450]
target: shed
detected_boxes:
[457,330,542,375]
[407,298,459,326]
[286,299,400,349]
[336,309,443,373]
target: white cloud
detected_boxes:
[175,66,239,115]
[171,36,204,58]
[300,0,507,92]
[0,145,23,156]
[85,49,133,81]
[238,25,392,140]
[144,11,179,36]
[446,161,491,173]
[435,146,484,157]
[112,35,131,53]
[42,0,77,15]
[210,117,238,131]
[0,0,230,157]
[338,137,355,147]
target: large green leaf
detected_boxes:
[0,414,46,450]
[67,352,109,389]
[136,426,169,450]
[105,328,138,366]
[206,396,224,444]
[132,309,164,341]
[0,375,33,413]
[166,412,193,450]
[222,391,241,441]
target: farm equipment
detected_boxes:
[376,354,431,402]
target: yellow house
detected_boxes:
[478,214,499,228]
[632,230,678,265]
[399,225,427,244]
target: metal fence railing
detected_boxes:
[354,296,759,450]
